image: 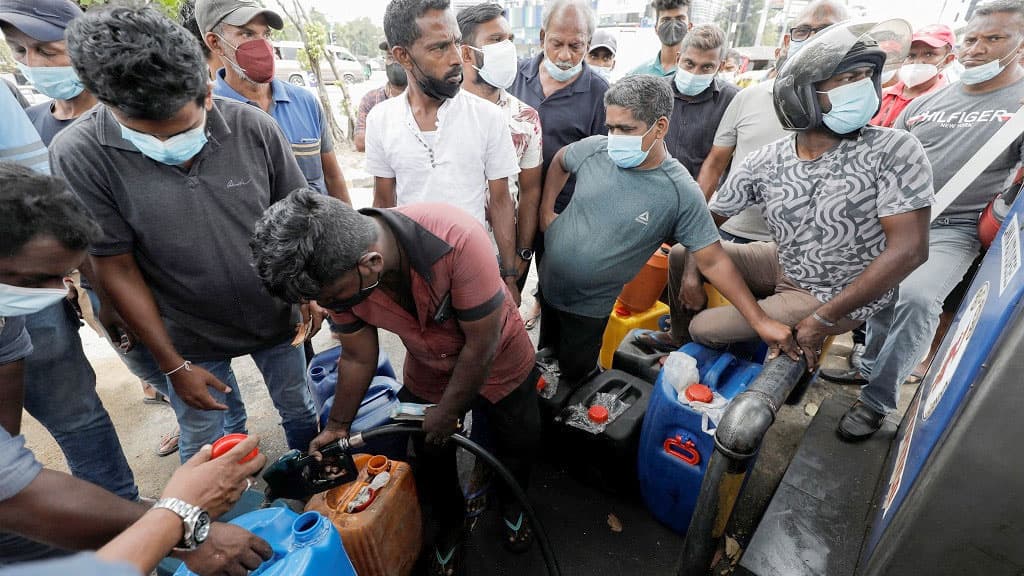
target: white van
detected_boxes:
[272,40,366,86]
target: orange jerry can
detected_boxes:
[305,454,422,576]
[618,244,671,314]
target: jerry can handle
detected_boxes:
[664,436,700,465]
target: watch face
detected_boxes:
[195,511,211,543]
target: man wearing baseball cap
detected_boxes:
[871,24,956,127]
[197,0,350,204]
[587,28,617,81]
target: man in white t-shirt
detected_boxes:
[456,2,544,290]
[367,0,522,301]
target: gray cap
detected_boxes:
[195,0,284,34]
[590,29,617,55]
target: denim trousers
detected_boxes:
[859,221,981,414]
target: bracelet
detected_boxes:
[500,266,519,279]
[812,312,836,327]
[164,360,192,376]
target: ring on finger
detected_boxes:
[244,477,253,491]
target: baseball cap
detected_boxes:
[195,0,283,34]
[590,29,617,55]
[0,0,82,43]
[912,24,955,49]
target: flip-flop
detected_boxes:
[502,511,534,554]
[633,329,678,353]
[156,428,180,457]
[523,313,539,331]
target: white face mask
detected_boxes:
[961,39,1023,85]
[470,40,519,90]
[0,282,68,317]
[880,69,897,84]
[899,63,939,87]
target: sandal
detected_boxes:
[632,329,678,354]
[523,313,540,331]
[429,542,465,576]
[156,427,180,457]
[502,511,533,554]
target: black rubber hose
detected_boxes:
[349,423,562,576]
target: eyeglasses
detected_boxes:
[789,25,832,42]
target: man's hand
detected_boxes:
[793,314,838,372]
[176,523,272,576]
[299,301,327,341]
[540,211,557,232]
[160,435,267,518]
[757,317,801,362]
[681,276,707,311]
[169,364,232,411]
[505,278,522,307]
[98,300,136,353]
[423,404,461,446]
[308,422,349,459]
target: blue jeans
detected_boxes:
[21,301,138,500]
[859,221,981,414]
[147,339,319,462]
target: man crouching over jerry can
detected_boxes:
[250,190,540,575]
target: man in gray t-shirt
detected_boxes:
[823,4,1024,434]
[540,75,795,386]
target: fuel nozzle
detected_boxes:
[261,437,361,501]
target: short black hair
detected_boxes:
[652,0,691,17]
[251,189,378,304]
[66,5,208,121]
[384,0,451,49]
[457,2,505,47]
[0,163,101,257]
[179,0,212,59]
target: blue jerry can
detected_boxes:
[174,506,356,576]
[637,343,763,534]
[309,345,397,428]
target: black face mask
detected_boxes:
[657,20,688,46]
[327,267,380,313]
[386,62,408,87]
[410,55,461,101]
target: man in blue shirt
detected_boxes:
[628,0,692,78]
[198,0,351,203]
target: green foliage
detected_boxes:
[332,17,384,57]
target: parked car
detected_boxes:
[272,41,365,86]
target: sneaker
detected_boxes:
[819,366,869,385]
[837,401,885,441]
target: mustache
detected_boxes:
[444,65,463,80]
[553,60,576,70]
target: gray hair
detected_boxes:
[795,0,850,25]
[542,0,596,40]
[679,24,726,59]
[604,75,674,128]
[251,190,378,304]
[974,0,1024,21]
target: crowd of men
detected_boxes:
[1,0,1023,573]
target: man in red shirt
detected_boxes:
[871,24,956,128]
[251,190,539,574]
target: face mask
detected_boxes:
[0,283,68,317]
[119,115,208,165]
[218,36,276,84]
[960,41,1022,85]
[788,38,806,58]
[880,69,896,84]
[818,77,879,134]
[469,40,518,90]
[592,65,613,81]
[543,57,582,82]
[410,55,461,101]
[607,123,657,169]
[674,67,715,96]
[386,62,408,87]
[327,267,379,313]
[899,63,939,88]
[15,63,85,100]
[657,19,688,46]
[719,71,737,84]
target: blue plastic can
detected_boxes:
[174,506,356,576]
[309,345,396,420]
[637,343,763,534]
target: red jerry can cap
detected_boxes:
[614,304,632,317]
[588,405,610,424]
[685,384,713,404]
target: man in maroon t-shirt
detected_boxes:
[251,190,539,572]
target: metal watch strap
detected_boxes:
[153,497,203,549]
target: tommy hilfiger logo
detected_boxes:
[636,211,650,225]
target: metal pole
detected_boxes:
[754,0,771,47]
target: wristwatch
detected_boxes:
[153,497,211,550]
[517,247,534,262]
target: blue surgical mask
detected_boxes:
[817,77,879,134]
[543,57,582,82]
[15,63,85,100]
[674,68,715,96]
[607,123,657,169]
[0,283,68,317]
[788,38,806,58]
[118,115,208,165]
[960,42,1022,85]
